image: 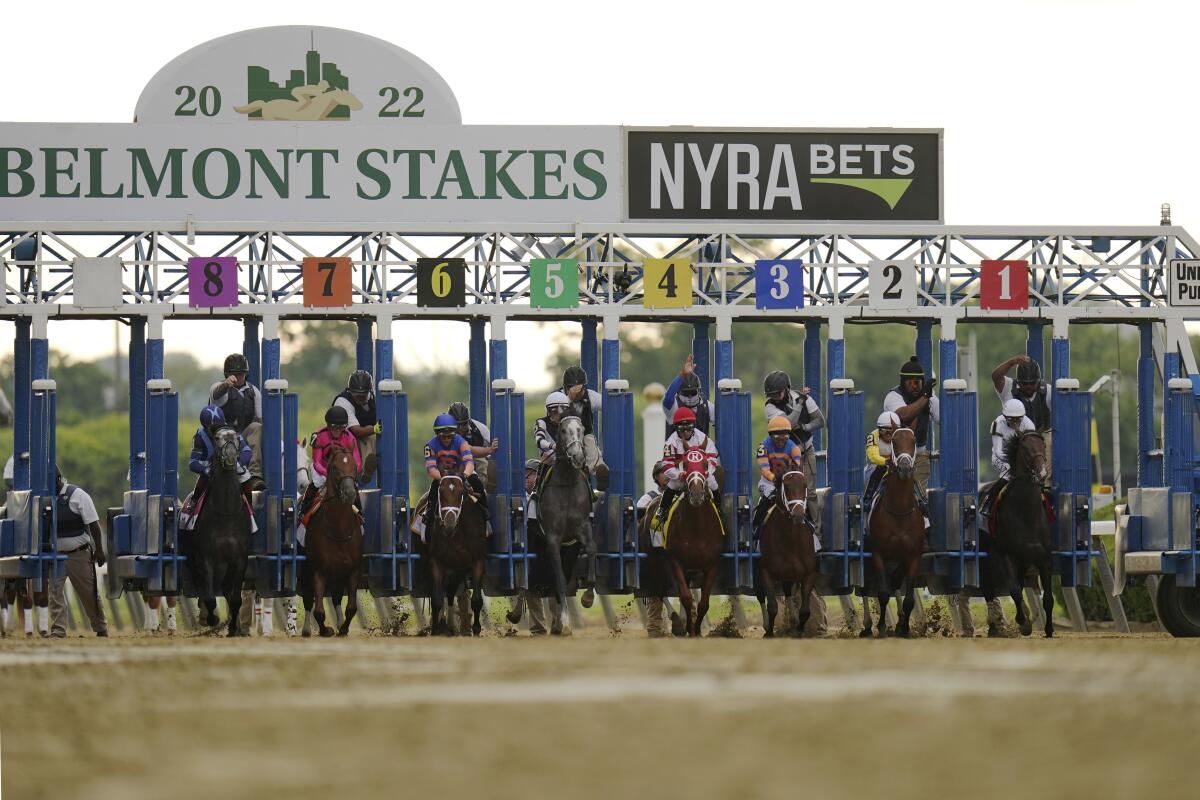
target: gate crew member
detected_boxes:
[637,461,670,637]
[652,407,720,532]
[48,467,108,638]
[560,365,609,490]
[882,355,939,495]
[333,370,379,482]
[663,354,715,438]
[448,401,499,496]
[208,353,264,489]
[992,354,1052,479]
[763,369,824,504]
[862,411,901,510]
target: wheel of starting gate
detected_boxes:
[1155,574,1200,637]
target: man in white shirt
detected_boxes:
[991,354,1053,479]
[882,355,939,495]
[48,467,108,638]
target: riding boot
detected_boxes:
[751,495,771,539]
[653,487,678,531]
[424,479,440,532]
[467,474,490,522]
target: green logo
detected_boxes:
[233,48,362,121]
[810,178,914,210]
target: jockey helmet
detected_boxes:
[652,460,668,478]
[524,459,541,472]
[672,407,697,425]
[433,413,458,433]
[562,365,587,389]
[1003,399,1026,420]
[223,353,249,376]
[545,390,570,410]
[899,355,924,382]
[768,416,792,434]
[1016,359,1042,385]
[325,406,349,427]
[678,372,702,399]
[448,402,471,423]
[876,411,901,429]
[200,405,226,430]
[347,370,372,394]
[763,370,791,396]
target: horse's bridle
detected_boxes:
[437,474,464,525]
[884,430,918,518]
[778,470,808,517]
[216,431,239,470]
[1015,432,1046,482]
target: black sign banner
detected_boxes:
[626,128,942,222]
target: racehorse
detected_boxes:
[533,416,597,628]
[424,474,488,636]
[755,469,819,637]
[862,428,925,638]
[981,430,1055,637]
[300,446,363,637]
[662,447,724,637]
[184,427,250,636]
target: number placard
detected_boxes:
[187,257,238,307]
[302,257,352,307]
[755,259,805,309]
[417,258,466,307]
[530,258,579,308]
[642,258,693,309]
[868,259,917,308]
[980,260,1029,310]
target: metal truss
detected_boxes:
[2,224,1197,323]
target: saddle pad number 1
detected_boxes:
[187,257,238,307]
[302,257,353,307]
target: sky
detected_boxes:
[1,0,1195,389]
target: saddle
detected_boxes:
[864,477,925,531]
[656,490,726,546]
[180,489,257,534]
[985,484,1056,538]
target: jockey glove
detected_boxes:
[922,378,938,398]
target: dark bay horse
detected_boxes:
[862,428,925,638]
[185,427,250,636]
[300,446,362,637]
[663,447,724,637]
[755,469,819,637]
[982,430,1054,637]
[425,474,488,636]
[533,416,596,630]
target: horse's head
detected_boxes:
[326,446,358,505]
[778,469,809,523]
[1017,430,1048,484]
[213,427,240,471]
[332,89,364,111]
[558,416,586,470]
[890,428,917,479]
[437,474,466,533]
[683,448,709,507]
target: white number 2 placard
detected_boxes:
[868,259,917,308]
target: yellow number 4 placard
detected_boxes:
[642,258,693,308]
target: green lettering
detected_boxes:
[432,150,477,200]
[296,149,338,199]
[192,148,240,200]
[530,150,568,200]
[572,149,606,200]
[246,149,291,199]
[42,148,79,198]
[128,148,185,198]
[356,149,390,200]
[392,150,435,199]
[481,150,527,199]
[84,148,123,198]
[0,148,33,198]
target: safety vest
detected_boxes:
[56,485,86,537]
[335,389,377,427]
[892,384,932,449]
[222,385,257,432]
[1016,382,1051,431]
[568,389,596,435]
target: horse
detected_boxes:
[300,446,363,637]
[661,447,724,637]
[424,474,489,636]
[981,430,1055,637]
[234,81,364,121]
[755,469,819,637]
[861,428,925,638]
[530,416,597,629]
[184,427,250,636]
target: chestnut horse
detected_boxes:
[425,474,488,636]
[300,446,362,637]
[755,469,819,637]
[663,447,724,637]
[862,428,925,638]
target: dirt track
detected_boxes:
[2,622,1198,800]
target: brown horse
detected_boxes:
[300,446,362,637]
[862,428,926,638]
[425,474,488,636]
[755,469,819,637]
[663,447,724,637]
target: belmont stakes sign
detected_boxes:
[0,26,943,226]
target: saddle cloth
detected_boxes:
[657,491,726,547]
[987,485,1057,538]
[179,490,257,534]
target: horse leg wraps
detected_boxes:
[35,605,48,635]
[146,606,159,632]
[24,607,33,635]
[261,600,273,636]
[165,606,177,633]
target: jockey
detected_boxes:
[561,365,609,490]
[298,406,363,524]
[208,353,264,487]
[862,411,901,509]
[663,354,715,437]
[981,399,1036,516]
[187,405,253,510]
[652,407,720,531]
[448,401,498,498]
[420,413,485,533]
[751,416,806,537]
[992,354,1053,482]
[763,370,824,502]
[534,391,571,461]
[332,370,378,481]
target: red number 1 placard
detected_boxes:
[980,260,1029,310]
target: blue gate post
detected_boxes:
[916,320,935,486]
[691,320,711,396]
[243,318,261,388]
[1162,378,1199,585]
[257,377,287,594]
[927,378,978,593]
[715,315,734,384]
[1026,322,1046,376]
[1137,323,1162,487]
[489,314,508,398]
[581,319,599,388]
[356,318,374,374]
[601,314,620,386]
[1051,318,1070,384]
[821,378,866,592]
[30,378,63,584]
[715,376,753,591]
[468,319,487,422]
[370,379,411,595]
[282,391,300,591]
[1051,378,1093,588]
[13,318,31,491]
[489,379,518,593]
[128,317,146,491]
[601,378,635,592]
[146,315,164,381]
[375,315,394,381]
[804,320,824,486]
[260,315,280,382]
[144,378,180,594]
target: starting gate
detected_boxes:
[598,378,639,593]
[715,378,754,592]
[926,378,980,593]
[820,378,866,593]
[0,379,64,585]
[364,379,413,595]
[1051,379,1094,587]
[488,378,526,595]
[250,378,301,597]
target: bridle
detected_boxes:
[884,428,918,517]
[778,470,808,517]
[438,474,464,527]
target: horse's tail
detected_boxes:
[233,101,265,114]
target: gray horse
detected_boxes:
[536,416,598,626]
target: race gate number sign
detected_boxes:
[417,258,466,307]
[979,260,1029,310]
[302,257,353,307]
[1168,259,1200,306]
[530,259,580,308]
[754,260,804,309]
[868,259,917,308]
[642,258,693,308]
[187,257,238,307]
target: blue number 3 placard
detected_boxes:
[755,259,805,309]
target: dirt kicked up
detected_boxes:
[1,632,1197,800]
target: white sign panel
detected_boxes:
[1168,259,1200,306]
[868,259,917,307]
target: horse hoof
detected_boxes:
[506,610,522,625]
[206,615,219,627]
[319,628,335,638]
[472,625,482,637]
[764,629,775,639]
[1019,622,1033,637]
[302,629,312,638]
[1044,629,1054,639]
[859,628,872,638]
[337,629,349,637]
[581,589,595,609]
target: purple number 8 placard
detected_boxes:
[187,257,239,307]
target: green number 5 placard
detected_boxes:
[530,259,579,308]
